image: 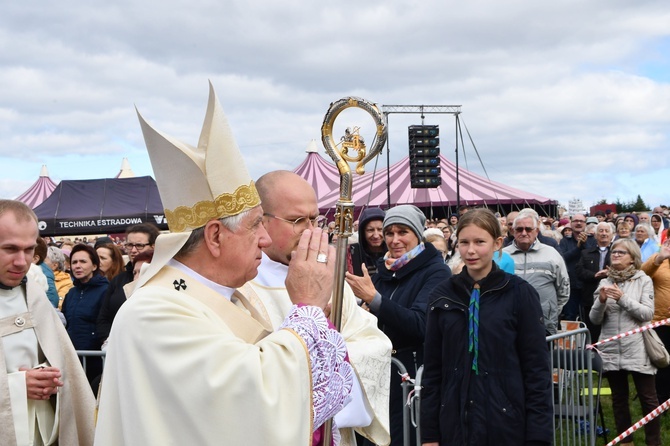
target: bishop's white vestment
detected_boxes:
[94,262,353,446]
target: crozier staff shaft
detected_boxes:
[319,97,387,445]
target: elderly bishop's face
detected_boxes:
[221,206,272,288]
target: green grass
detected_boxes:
[595,377,669,446]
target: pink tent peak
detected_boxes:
[16,165,58,209]
[292,140,341,201]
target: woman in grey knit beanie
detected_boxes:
[383,205,426,242]
[345,203,451,446]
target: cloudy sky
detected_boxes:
[2,0,669,211]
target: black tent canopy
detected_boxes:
[34,176,169,236]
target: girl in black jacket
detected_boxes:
[421,209,553,446]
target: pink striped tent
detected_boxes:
[292,140,341,201]
[294,151,556,215]
[16,165,58,209]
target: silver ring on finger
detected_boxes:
[316,253,328,263]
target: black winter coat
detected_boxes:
[372,242,451,352]
[420,265,553,446]
[96,262,133,342]
[559,235,597,290]
[575,246,611,307]
[62,273,109,350]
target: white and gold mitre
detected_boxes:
[137,81,260,233]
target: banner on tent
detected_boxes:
[38,214,168,235]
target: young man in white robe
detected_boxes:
[243,170,392,446]
[0,200,95,446]
[95,83,354,446]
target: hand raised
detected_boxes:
[285,228,335,309]
[594,269,608,279]
[577,232,588,246]
[345,263,377,304]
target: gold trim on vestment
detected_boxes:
[165,181,261,232]
[280,327,315,446]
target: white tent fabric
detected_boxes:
[115,158,135,178]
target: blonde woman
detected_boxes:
[590,238,660,446]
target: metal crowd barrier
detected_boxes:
[409,365,423,446]
[548,325,600,446]
[79,331,600,446]
[390,357,412,446]
[390,357,423,446]
[76,350,106,374]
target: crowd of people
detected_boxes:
[6,201,670,445]
[5,196,670,446]
[2,82,668,446]
[332,205,669,446]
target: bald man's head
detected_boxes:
[256,171,320,264]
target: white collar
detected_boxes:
[166,258,235,300]
[253,252,289,287]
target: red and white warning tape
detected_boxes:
[605,397,670,446]
[587,318,669,349]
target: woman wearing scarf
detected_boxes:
[650,213,665,243]
[589,238,660,446]
[345,205,451,446]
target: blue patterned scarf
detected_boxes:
[384,243,425,271]
[468,283,481,375]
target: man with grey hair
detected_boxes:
[502,209,559,251]
[576,221,614,340]
[503,209,570,334]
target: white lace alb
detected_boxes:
[280,305,354,433]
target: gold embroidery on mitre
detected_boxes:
[164,181,261,232]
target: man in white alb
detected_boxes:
[245,170,392,446]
